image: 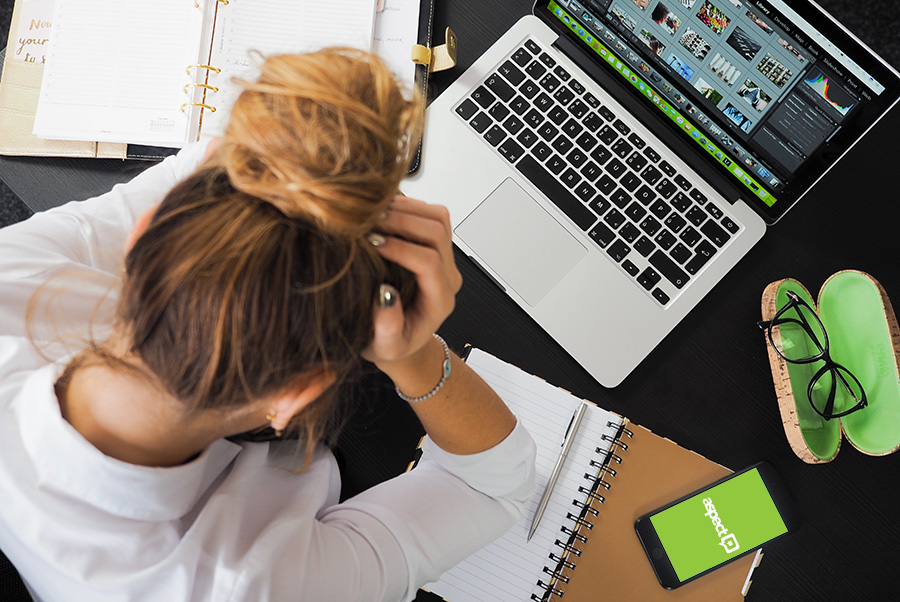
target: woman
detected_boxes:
[0,49,536,601]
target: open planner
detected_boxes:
[421,348,762,601]
[30,0,377,147]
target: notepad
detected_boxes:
[32,0,377,147]
[421,348,762,601]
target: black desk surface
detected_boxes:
[3,1,900,600]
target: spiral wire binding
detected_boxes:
[531,419,633,600]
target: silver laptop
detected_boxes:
[403,0,900,387]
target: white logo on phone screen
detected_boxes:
[702,497,740,554]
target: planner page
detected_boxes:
[422,349,624,602]
[33,0,206,146]
[200,0,376,138]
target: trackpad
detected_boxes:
[455,178,588,307]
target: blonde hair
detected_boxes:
[73,48,424,461]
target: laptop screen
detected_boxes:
[536,0,900,221]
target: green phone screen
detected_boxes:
[649,468,788,581]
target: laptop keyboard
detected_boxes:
[453,38,743,306]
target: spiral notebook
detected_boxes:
[421,348,761,601]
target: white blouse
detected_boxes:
[0,143,537,602]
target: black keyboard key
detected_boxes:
[562,118,583,139]
[484,125,506,147]
[539,52,556,67]
[634,236,655,257]
[649,250,689,289]
[670,242,691,264]
[606,158,626,179]
[568,149,588,168]
[581,161,602,182]
[533,141,552,161]
[721,216,739,234]
[626,152,648,172]
[589,196,611,216]
[569,79,586,95]
[512,47,532,67]
[517,128,538,148]
[561,167,581,189]
[584,92,600,108]
[519,81,540,99]
[664,213,686,233]
[575,131,598,152]
[597,175,617,195]
[569,99,589,119]
[607,240,631,262]
[671,192,691,213]
[679,226,701,247]
[516,155,597,230]
[469,111,491,133]
[604,208,626,229]
[637,267,661,290]
[554,86,575,106]
[652,288,670,305]
[524,109,544,129]
[639,215,662,236]
[526,60,547,79]
[485,74,515,102]
[546,154,566,175]
[548,106,568,125]
[503,115,525,135]
[590,223,616,247]
[590,145,612,166]
[635,185,656,205]
[705,202,724,220]
[509,96,530,115]
[610,188,632,209]
[597,125,618,145]
[628,133,645,149]
[538,122,559,141]
[655,178,677,199]
[553,65,571,81]
[625,201,646,222]
[583,113,604,132]
[619,172,642,193]
[539,73,561,92]
[690,189,708,204]
[640,165,662,185]
[499,61,526,86]
[700,220,731,247]
[685,206,707,227]
[659,160,677,177]
[489,103,510,121]
[655,229,677,250]
[612,139,633,159]
[498,138,524,163]
[643,146,662,162]
[620,223,640,243]
[552,135,573,155]
[534,92,553,112]
[471,86,495,109]
[674,174,691,191]
[599,106,615,121]
[524,40,541,54]
[685,240,717,274]
[622,259,640,276]
[650,199,670,219]
[456,99,478,120]
[613,119,630,135]
[575,181,596,202]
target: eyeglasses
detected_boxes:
[758,290,867,421]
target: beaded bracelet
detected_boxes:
[395,334,452,403]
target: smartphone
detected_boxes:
[634,461,799,589]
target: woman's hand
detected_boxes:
[362,195,462,369]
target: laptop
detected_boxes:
[402,0,900,387]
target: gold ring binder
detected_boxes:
[181,102,217,113]
[185,64,222,75]
[183,83,219,94]
[194,0,229,6]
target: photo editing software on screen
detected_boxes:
[549,0,886,206]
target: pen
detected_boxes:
[527,402,587,541]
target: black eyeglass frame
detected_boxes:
[758,290,867,421]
